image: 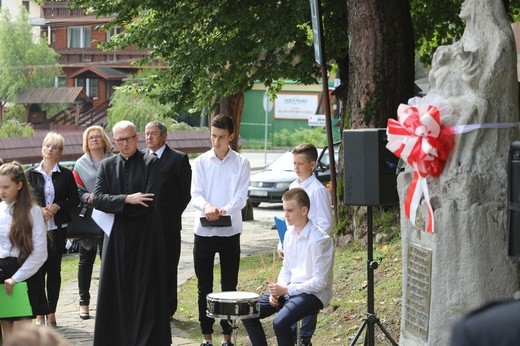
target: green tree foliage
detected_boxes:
[107,70,179,130]
[0,7,61,120]
[411,0,465,65]
[67,0,348,114]
[0,119,34,138]
[3,104,26,123]
[412,0,520,64]
[272,127,327,148]
[65,0,520,115]
[107,87,174,131]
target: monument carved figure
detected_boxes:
[398,0,520,345]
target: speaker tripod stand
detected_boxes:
[350,206,398,346]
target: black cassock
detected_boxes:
[92,151,171,346]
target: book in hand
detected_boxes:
[0,282,33,318]
[200,215,232,227]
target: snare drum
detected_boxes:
[206,291,260,320]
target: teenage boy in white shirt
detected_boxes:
[243,188,334,346]
[290,143,333,234]
[191,114,251,346]
[279,143,333,345]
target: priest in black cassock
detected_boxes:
[92,120,171,346]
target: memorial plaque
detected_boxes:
[404,243,432,340]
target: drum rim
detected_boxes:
[206,291,259,300]
[206,312,260,320]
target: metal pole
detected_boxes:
[264,105,268,165]
[314,0,338,222]
[263,92,273,165]
[366,206,375,345]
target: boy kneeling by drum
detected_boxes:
[242,188,334,346]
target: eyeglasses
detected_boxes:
[43,143,61,151]
[88,135,102,141]
[114,135,137,144]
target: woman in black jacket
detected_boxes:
[26,132,80,327]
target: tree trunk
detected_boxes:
[24,104,30,124]
[217,91,244,151]
[0,102,4,122]
[346,0,415,128]
[340,0,415,238]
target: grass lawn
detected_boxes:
[173,238,403,345]
[59,237,403,345]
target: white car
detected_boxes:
[248,142,339,207]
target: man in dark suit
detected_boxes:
[145,120,192,318]
[450,298,520,345]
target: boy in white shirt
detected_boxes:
[243,188,334,346]
[191,114,251,346]
[290,143,333,234]
[280,143,333,345]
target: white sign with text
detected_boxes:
[308,114,326,127]
[274,93,319,120]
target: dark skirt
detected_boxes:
[0,257,49,319]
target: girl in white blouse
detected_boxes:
[0,162,47,340]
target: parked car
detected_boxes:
[248,142,339,207]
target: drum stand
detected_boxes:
[227,318,239,345]
[220,318,237,345]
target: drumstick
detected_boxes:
[272,248,276,282]
[259,251,270,283]
[256,252,268,291]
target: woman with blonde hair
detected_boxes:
[72,125,113,319]
[26,132,80,327]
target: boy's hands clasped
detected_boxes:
[203,203,227,221]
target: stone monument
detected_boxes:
[398,0,520,345]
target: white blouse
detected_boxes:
[34,162,60,231]
[0,202,48,282]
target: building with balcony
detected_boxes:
[1,1,159,128]
[40,1,152,112]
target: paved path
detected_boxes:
[53,151,283,345]
[54,207,280,345]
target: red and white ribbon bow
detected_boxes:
[386,94,455,232]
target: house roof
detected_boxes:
[16,87,89,104]
[0,130,211,164]
[69,66,129,80]
[43,15,114,27]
